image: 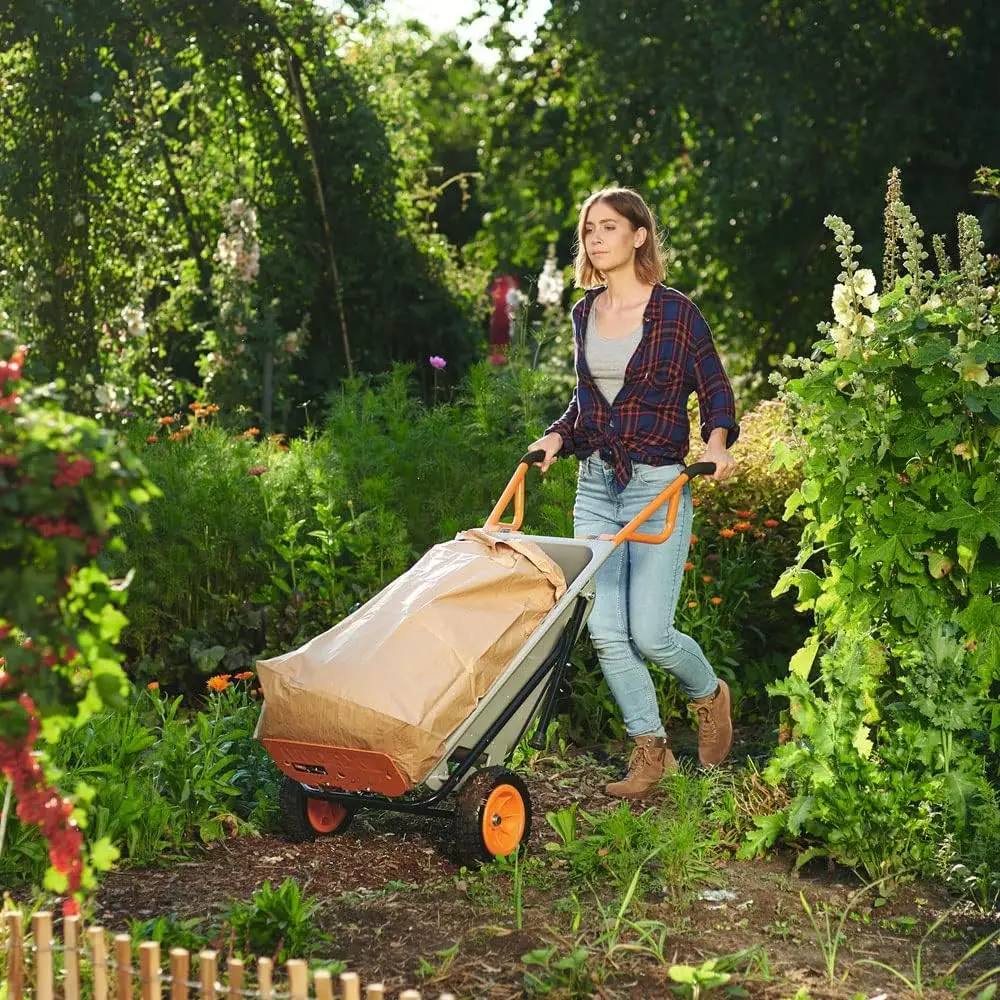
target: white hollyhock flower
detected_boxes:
[852,268,877,298]
[536,246,564,307]
[854,315,876,339]
[505,287,527,319]
[958,357,990,386]
[830,324,854,357]
[89,91,102,103]
[832,284,854,327]
[95,383,124,410]
[121,305,147,337]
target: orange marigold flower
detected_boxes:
[684,561,695,571]
[733,521,752,532]
[234,671,255,681]
[146,681,159,690]
[692,498,701,507]
[703,575,713,583]
[690,534,698,545]
[168,428,193,441]
[687,601,697,609]
[710,596,723,605]
[735,510,754,518]
[146,435,158,444]
[158,415,177,425]
[206,673,232,692]
[719,528,737,539]
[764,518,780,528]
[241,427,261,439]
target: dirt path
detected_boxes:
[92,738,1000,999]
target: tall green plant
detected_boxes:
[743,170,1000,881]
[0,332,155,905]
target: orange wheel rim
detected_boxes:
[306,797,347,834]
[481,784,526,857]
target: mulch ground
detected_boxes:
[87,726,1000,999]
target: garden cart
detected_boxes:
[259,450,716,866]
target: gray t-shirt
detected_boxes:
[584,307,643,406]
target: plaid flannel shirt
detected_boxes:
[546,283,739,491]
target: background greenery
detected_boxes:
[2,0,1000,905]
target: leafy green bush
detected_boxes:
[0,331,155,901]
[217,878,331,964]
[0,680,278,889]
[113,356,807,734]
[744,172,1000,883]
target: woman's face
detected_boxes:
[583,201,646,275]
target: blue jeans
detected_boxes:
[573,455,719,738]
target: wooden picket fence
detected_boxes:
[2,912,456,1000]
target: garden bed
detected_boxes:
[89,729,1000,1000]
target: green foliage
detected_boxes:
[110,352,803,726]
[216,878,331,964]
[521,941,600,998]
[0,683,279,889]
[0,332,155,897]
[481,0,1000,368]
[746,176,1000,881]
[544,771,720,903]
[0,336,155,737]
[0,1,486,426]
[667,958,731,999]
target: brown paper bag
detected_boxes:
[256,529,566,788]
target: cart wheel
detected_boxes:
[278,776,354,842]
[453,766,531,866]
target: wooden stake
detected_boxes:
[398,992,421,1000]
[63,915,81,1000]
[312,969,332,1000]
[338,972,359,1000]
[363,986,384,1000]
[114,934,133,1000]
[286,959,307,1000]
[139,942,162,1000]
[199,950,217,1000]
[5,911,24,1000]
[170,948,190,1000]
[30,912,51,1000]
[87,927,108,1000]
[227,958,243,1000]
[256,958,273,1000]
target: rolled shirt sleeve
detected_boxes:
[545,386,579,453]
[690,306,740,447]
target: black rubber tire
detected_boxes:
[278,776,354,842]
[453,766,532,867]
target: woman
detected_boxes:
[528,187,739,799]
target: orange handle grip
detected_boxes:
[610,472,692,545]
[483,450,546,531]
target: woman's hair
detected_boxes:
[573,187,666,288]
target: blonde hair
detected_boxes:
[573,187,666,289]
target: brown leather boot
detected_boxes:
[605,735,678,799]
[689,679,733,767]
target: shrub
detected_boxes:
[743,171,1000,883]
[0,330,154,903]
[112,354,807,736]
[0,678,278,889]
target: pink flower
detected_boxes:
[429,355,447,370]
